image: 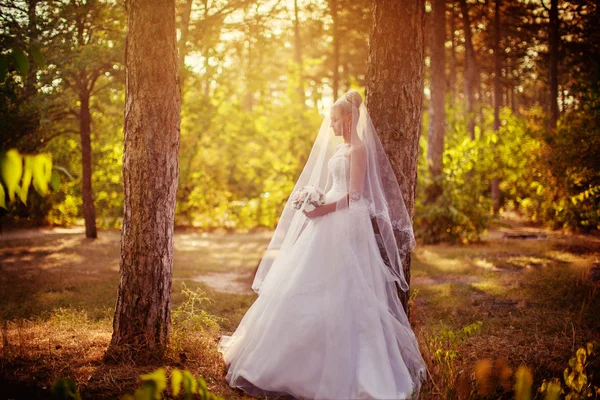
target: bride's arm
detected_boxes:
[304,146,367,218]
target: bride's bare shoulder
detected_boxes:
[350,142,367,155]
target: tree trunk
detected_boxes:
[548,0,559,131]
[178,0,194,86]
[25,0,38,97]
[491,0,502,214]
[427,0,446,203]
[106,0,181,363]
[458,0,477,138]
[79,93,98,239]
[330,0,340,100]
[448,0,457,107]
[366,0,425,314]
[293,0,305,104]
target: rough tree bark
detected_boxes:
[293,0,305,103]
[448,0,457,107]
[106,0,181,362]
[329,0,340,100]
[79,92,98,239]
[178,0,194,85]
[366,0,425,314]
[427,0,446,203]
[458,0,478,138]
[491,0,502,214]
[548,0,559,131]
[25,0,38,97]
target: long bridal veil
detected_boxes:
[253,93,416,294]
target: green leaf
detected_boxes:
[515,365,533,400]
[182,370,197,397]
[0,149,23,203]
[11,48,29,77]
[51,170,61,191]
[544,379,563,400]
[132,381,156,400]
[51,377,82,400]
[31,153,52,196]
[19,155,34,204]
[586,342,594,356]
[198,377,209,400]
[0,182,6,210]
[171,369,182,397]
[139,368,167,400]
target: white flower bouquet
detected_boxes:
[291,186,326,212]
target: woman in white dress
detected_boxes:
[218,91,426,399]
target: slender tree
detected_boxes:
[427,0,446,203]
[49,0,124,239]
[293,0,305,103]
[366,0,425,312]
[329,0,341,99]
[448,0,457,106]
[458,0,478,138]
[547,0,559,131]
[106,0,181,362]
[491,0,502,214]
[25,0,38,98]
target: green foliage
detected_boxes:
[562,343,599,400]
[416,105,497,243]
[175,79,321,230]
[0,45,40,82]
[51,378,82,400]
[120,368,223,400]
[416,94,600,242]
[535,92,600,231]
[51,368,223,400]
[171,283,222,337]
[169,283,224,358]
[514,365,533,400]
[422,321,483,397]
[538,342,600,400]
[539,378,563,400]
[0,149,54,209]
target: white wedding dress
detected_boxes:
[218,144,426,399]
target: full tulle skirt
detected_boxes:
[218,195,426,399]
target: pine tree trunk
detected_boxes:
[427,0,446,203]
[25,0,38,97]
[549,0,559,131]
[106,0,181,363]
[458,0,477,138]
[178,0,194,86]
[330,0,340,100]
[491,0,502,214]
[293,0,305,104]
[448,0,457,107]
[79,94,98,239]
[366,0,425,313]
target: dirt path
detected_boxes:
[0,226,86,241]
[1,218,596,297]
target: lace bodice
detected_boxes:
[327,144,351,194]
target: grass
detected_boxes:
[0,222,599,399]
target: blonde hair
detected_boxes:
[332,90,363,115]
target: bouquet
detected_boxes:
[291,186,326,212]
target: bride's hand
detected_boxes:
[303,204,330,219]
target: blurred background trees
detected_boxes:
[1,0,598,241]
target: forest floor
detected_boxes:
[0,215,599,399]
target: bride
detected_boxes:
[218,90,426,399]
